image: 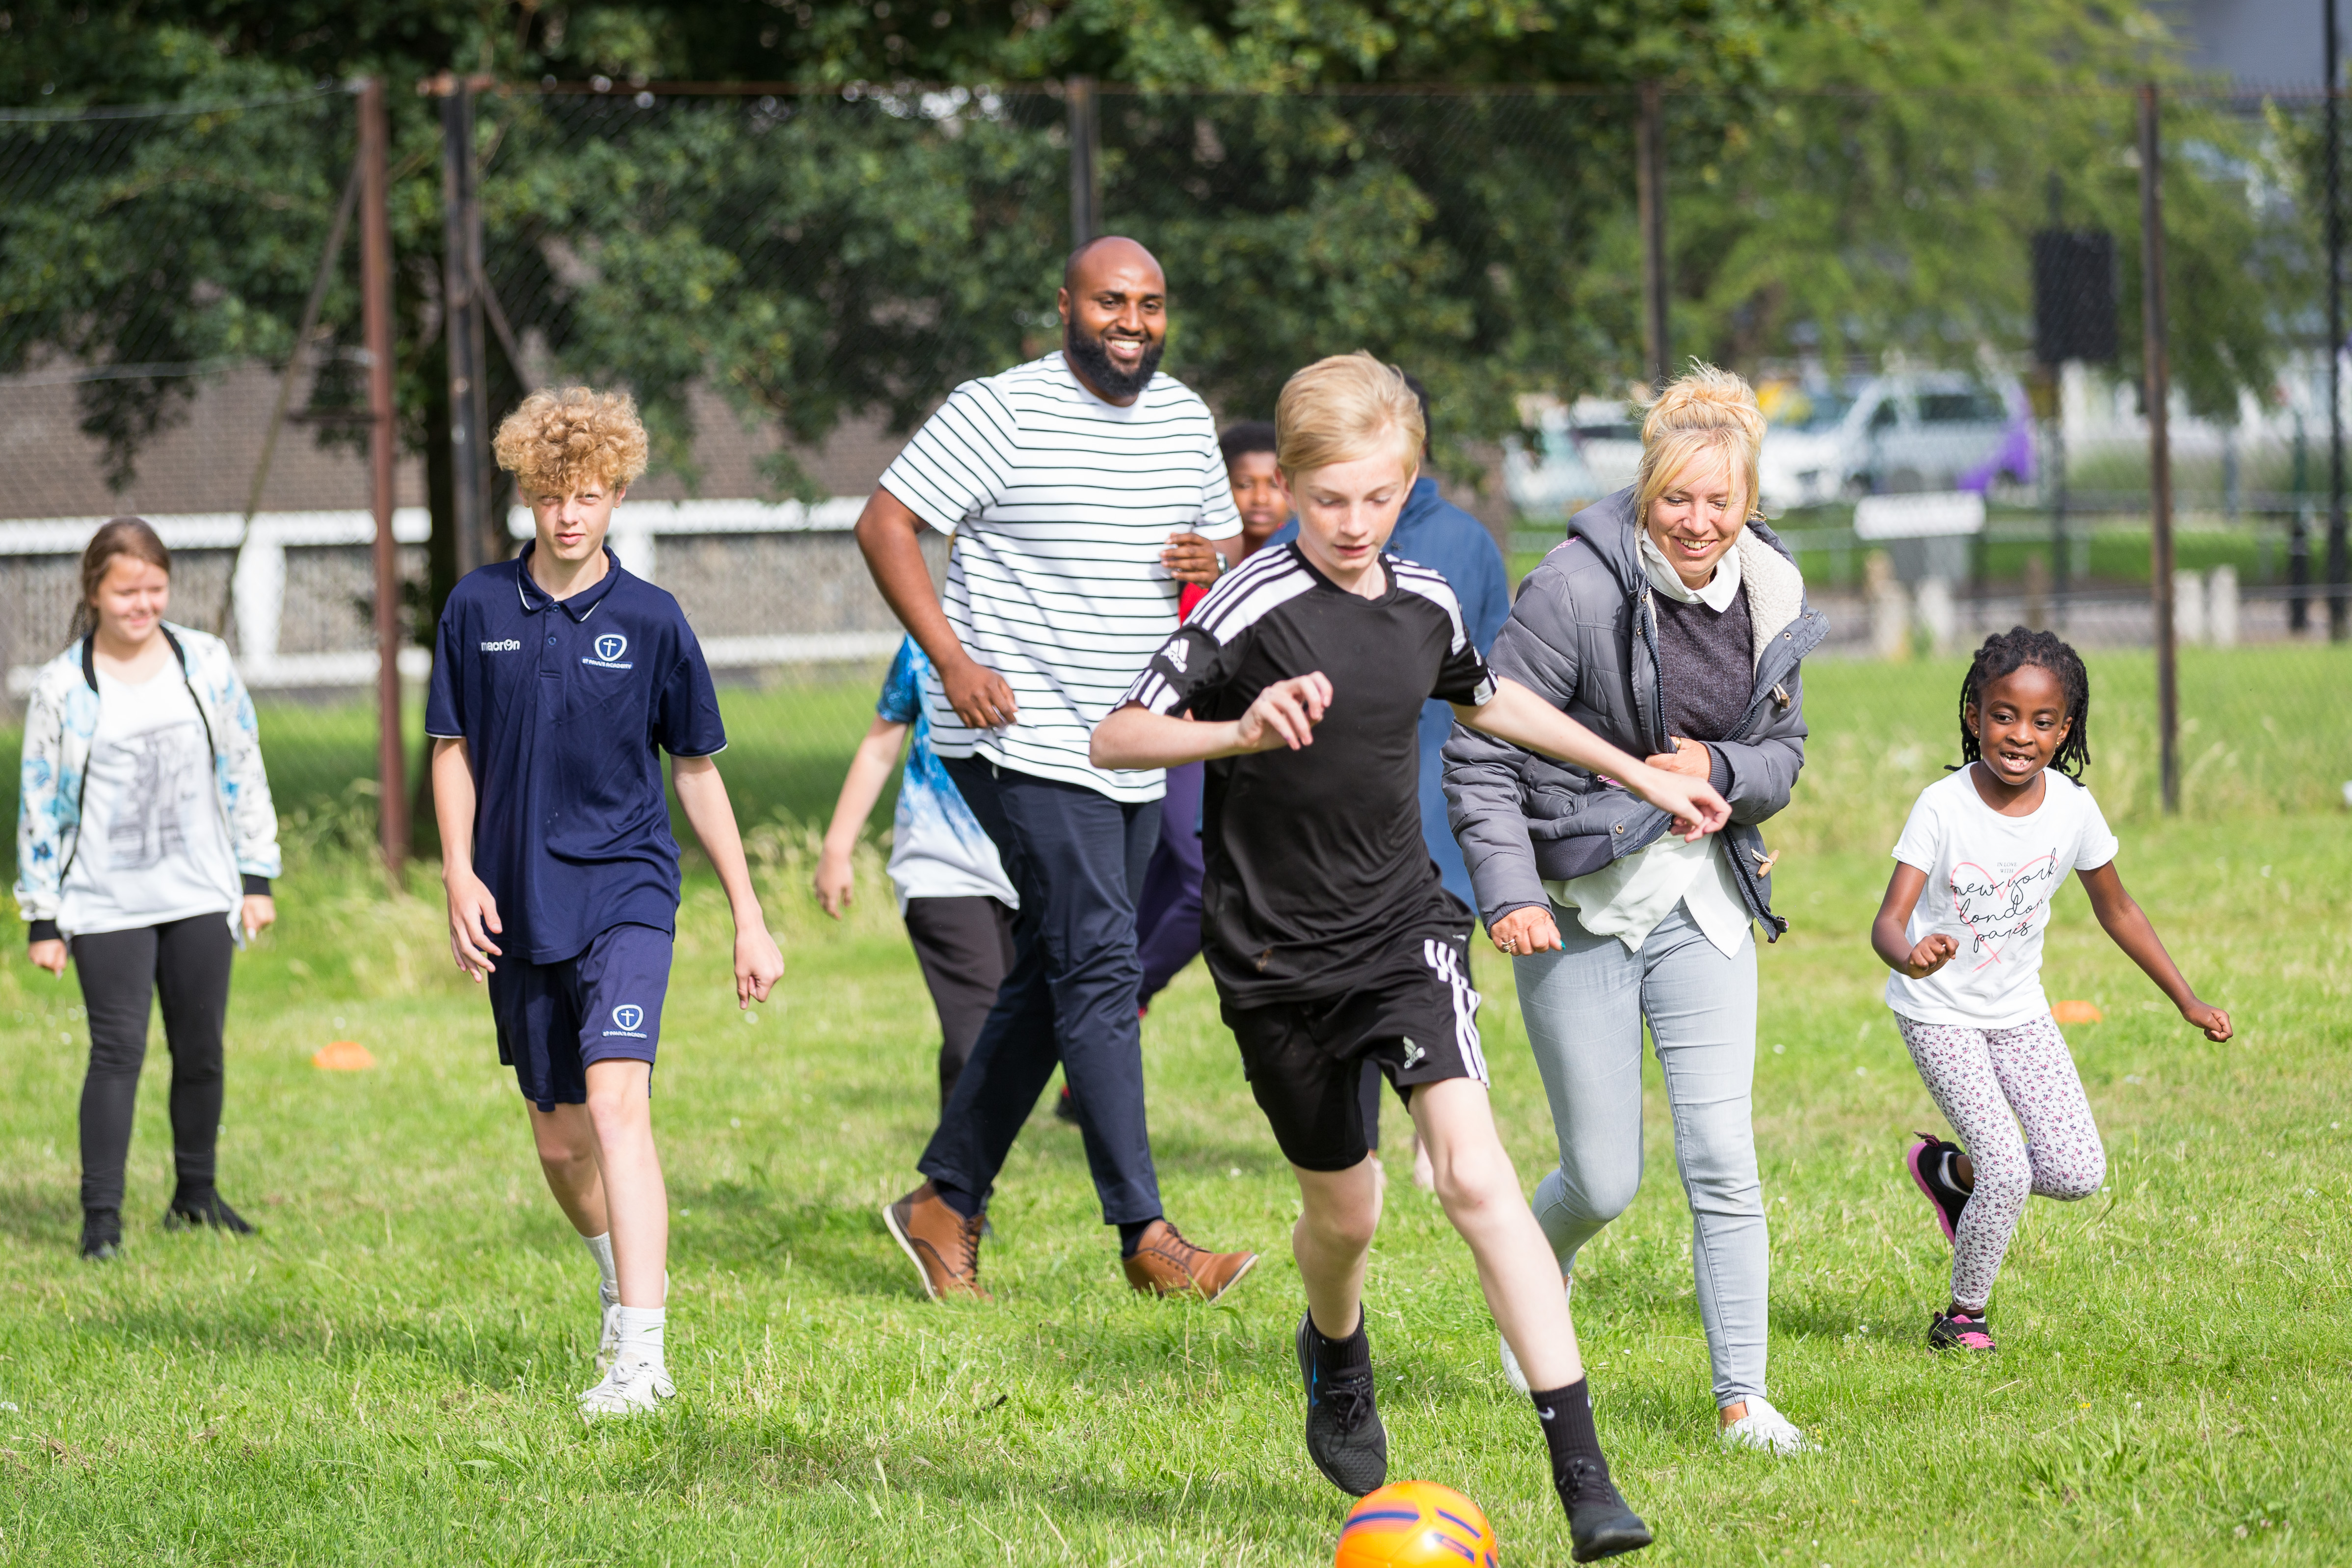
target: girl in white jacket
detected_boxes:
[16,518,281,1260]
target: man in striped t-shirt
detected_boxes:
[859,236,1257,1304]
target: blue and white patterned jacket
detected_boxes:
[15,622,281,939]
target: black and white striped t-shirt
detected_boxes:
[879,353,1242,801]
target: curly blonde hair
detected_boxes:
[1632,362,1768,525]
[493,387,650,497]
[1275,352,1424,482]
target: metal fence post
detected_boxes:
[437,76,491,576]
[361,78,408,871]
[2329,0,2349,638]
[1636,82,1669,389]
[1067,76,1101,250]
[2139,83,2178,815]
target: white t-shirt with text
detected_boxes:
[877,352,1242,802]
[1884,766,2120,1029]
[58,666,239,936]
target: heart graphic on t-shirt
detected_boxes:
[1948,852,2060,969]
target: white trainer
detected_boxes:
[1498,1276,1572,1395]
[594,1272,669,1373]
[1718,1395,1809,1455]
[578,1355,675,1419]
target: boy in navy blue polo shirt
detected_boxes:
[426,387,784,1419]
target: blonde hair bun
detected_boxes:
[494,386,651,497]
[1632,361,1767,524]
[1275,352,1425,480]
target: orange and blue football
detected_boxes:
[1334,1480,1501,1567]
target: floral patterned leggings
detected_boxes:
[1895,1012,2107,1313]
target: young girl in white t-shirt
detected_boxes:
[1870,629,2231,1352]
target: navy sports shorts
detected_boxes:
[485,922,673,1111]
[1220,931,1488,1172]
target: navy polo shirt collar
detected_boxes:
[514,542,626,621]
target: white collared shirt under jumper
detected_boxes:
[876,352,1243,803]
[1884,768,2120,1028]
[1543,528,1750,958]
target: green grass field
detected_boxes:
[0,652,2347,1564]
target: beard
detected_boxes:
[1063,319,1165,399]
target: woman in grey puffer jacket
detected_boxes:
[1443,367,1826,1454]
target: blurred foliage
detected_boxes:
[0,0,2321,515]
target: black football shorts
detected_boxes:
[1221,932,1487,1172]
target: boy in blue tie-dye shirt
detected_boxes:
[816,638,1019,1105]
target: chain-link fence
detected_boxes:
[5,79,2350,869]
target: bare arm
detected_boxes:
[672,754,784,1008]
[2077,861,2232,1040]
[815,717,909,918]
[433,737,501,981]
[1871,862,1958,978]
[1455,678,1729,841]
[1090,673,1336,770]
[853,486,1016,730]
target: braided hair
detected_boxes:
[1957,627,2092,780]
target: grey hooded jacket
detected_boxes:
[1441,487,1827,940]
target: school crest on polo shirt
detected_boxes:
[605,1003,648,1038]
[584,632,633,670]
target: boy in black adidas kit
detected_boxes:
[1096,355,1728,1561]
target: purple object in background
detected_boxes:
[1959,413,2037,493]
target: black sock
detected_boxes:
[932,1181,982,1220]
[1531,1379,1608,1486]
[1117,1218,1158,1258]
[1308,1309,1370,1370]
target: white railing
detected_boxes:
[1,509,433,696]
[3,497,898,697]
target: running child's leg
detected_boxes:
[1291,1156,1383,1338]
[529,1103,608,1235]
[530,1101,630,1368]
[1410,1077,1582,1390]
[1984,1014,2105,1201]
[1413,1076,1649,1558]
[583,1058,669,1309]
[1896,1017,2031,1313]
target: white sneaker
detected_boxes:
[594,1272,669,1373]
[578,1355,675,1419]
[1498,1276,1572,1395]
[1718,1395,1809,1455]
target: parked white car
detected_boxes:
[1503,397,1643,518]
[1758,372,2034,510]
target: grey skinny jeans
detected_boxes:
[1514,901,1769,1409]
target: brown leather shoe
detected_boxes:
[882,1182,988,1301]
[1121,1218,1258,1302]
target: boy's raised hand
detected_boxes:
[1627,762,1731,841]
[1235,672,1333,753]
[2182,999,2232,1042]
[1898,932,1957,979]
[736,926,784,1009]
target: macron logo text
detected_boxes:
[479,638,522,652]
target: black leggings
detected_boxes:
[902,895,1017,1108]
[72,914,235,1214]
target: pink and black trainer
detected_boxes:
[1927,1309,1996,1352]
[1904,1132,1971,1243]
